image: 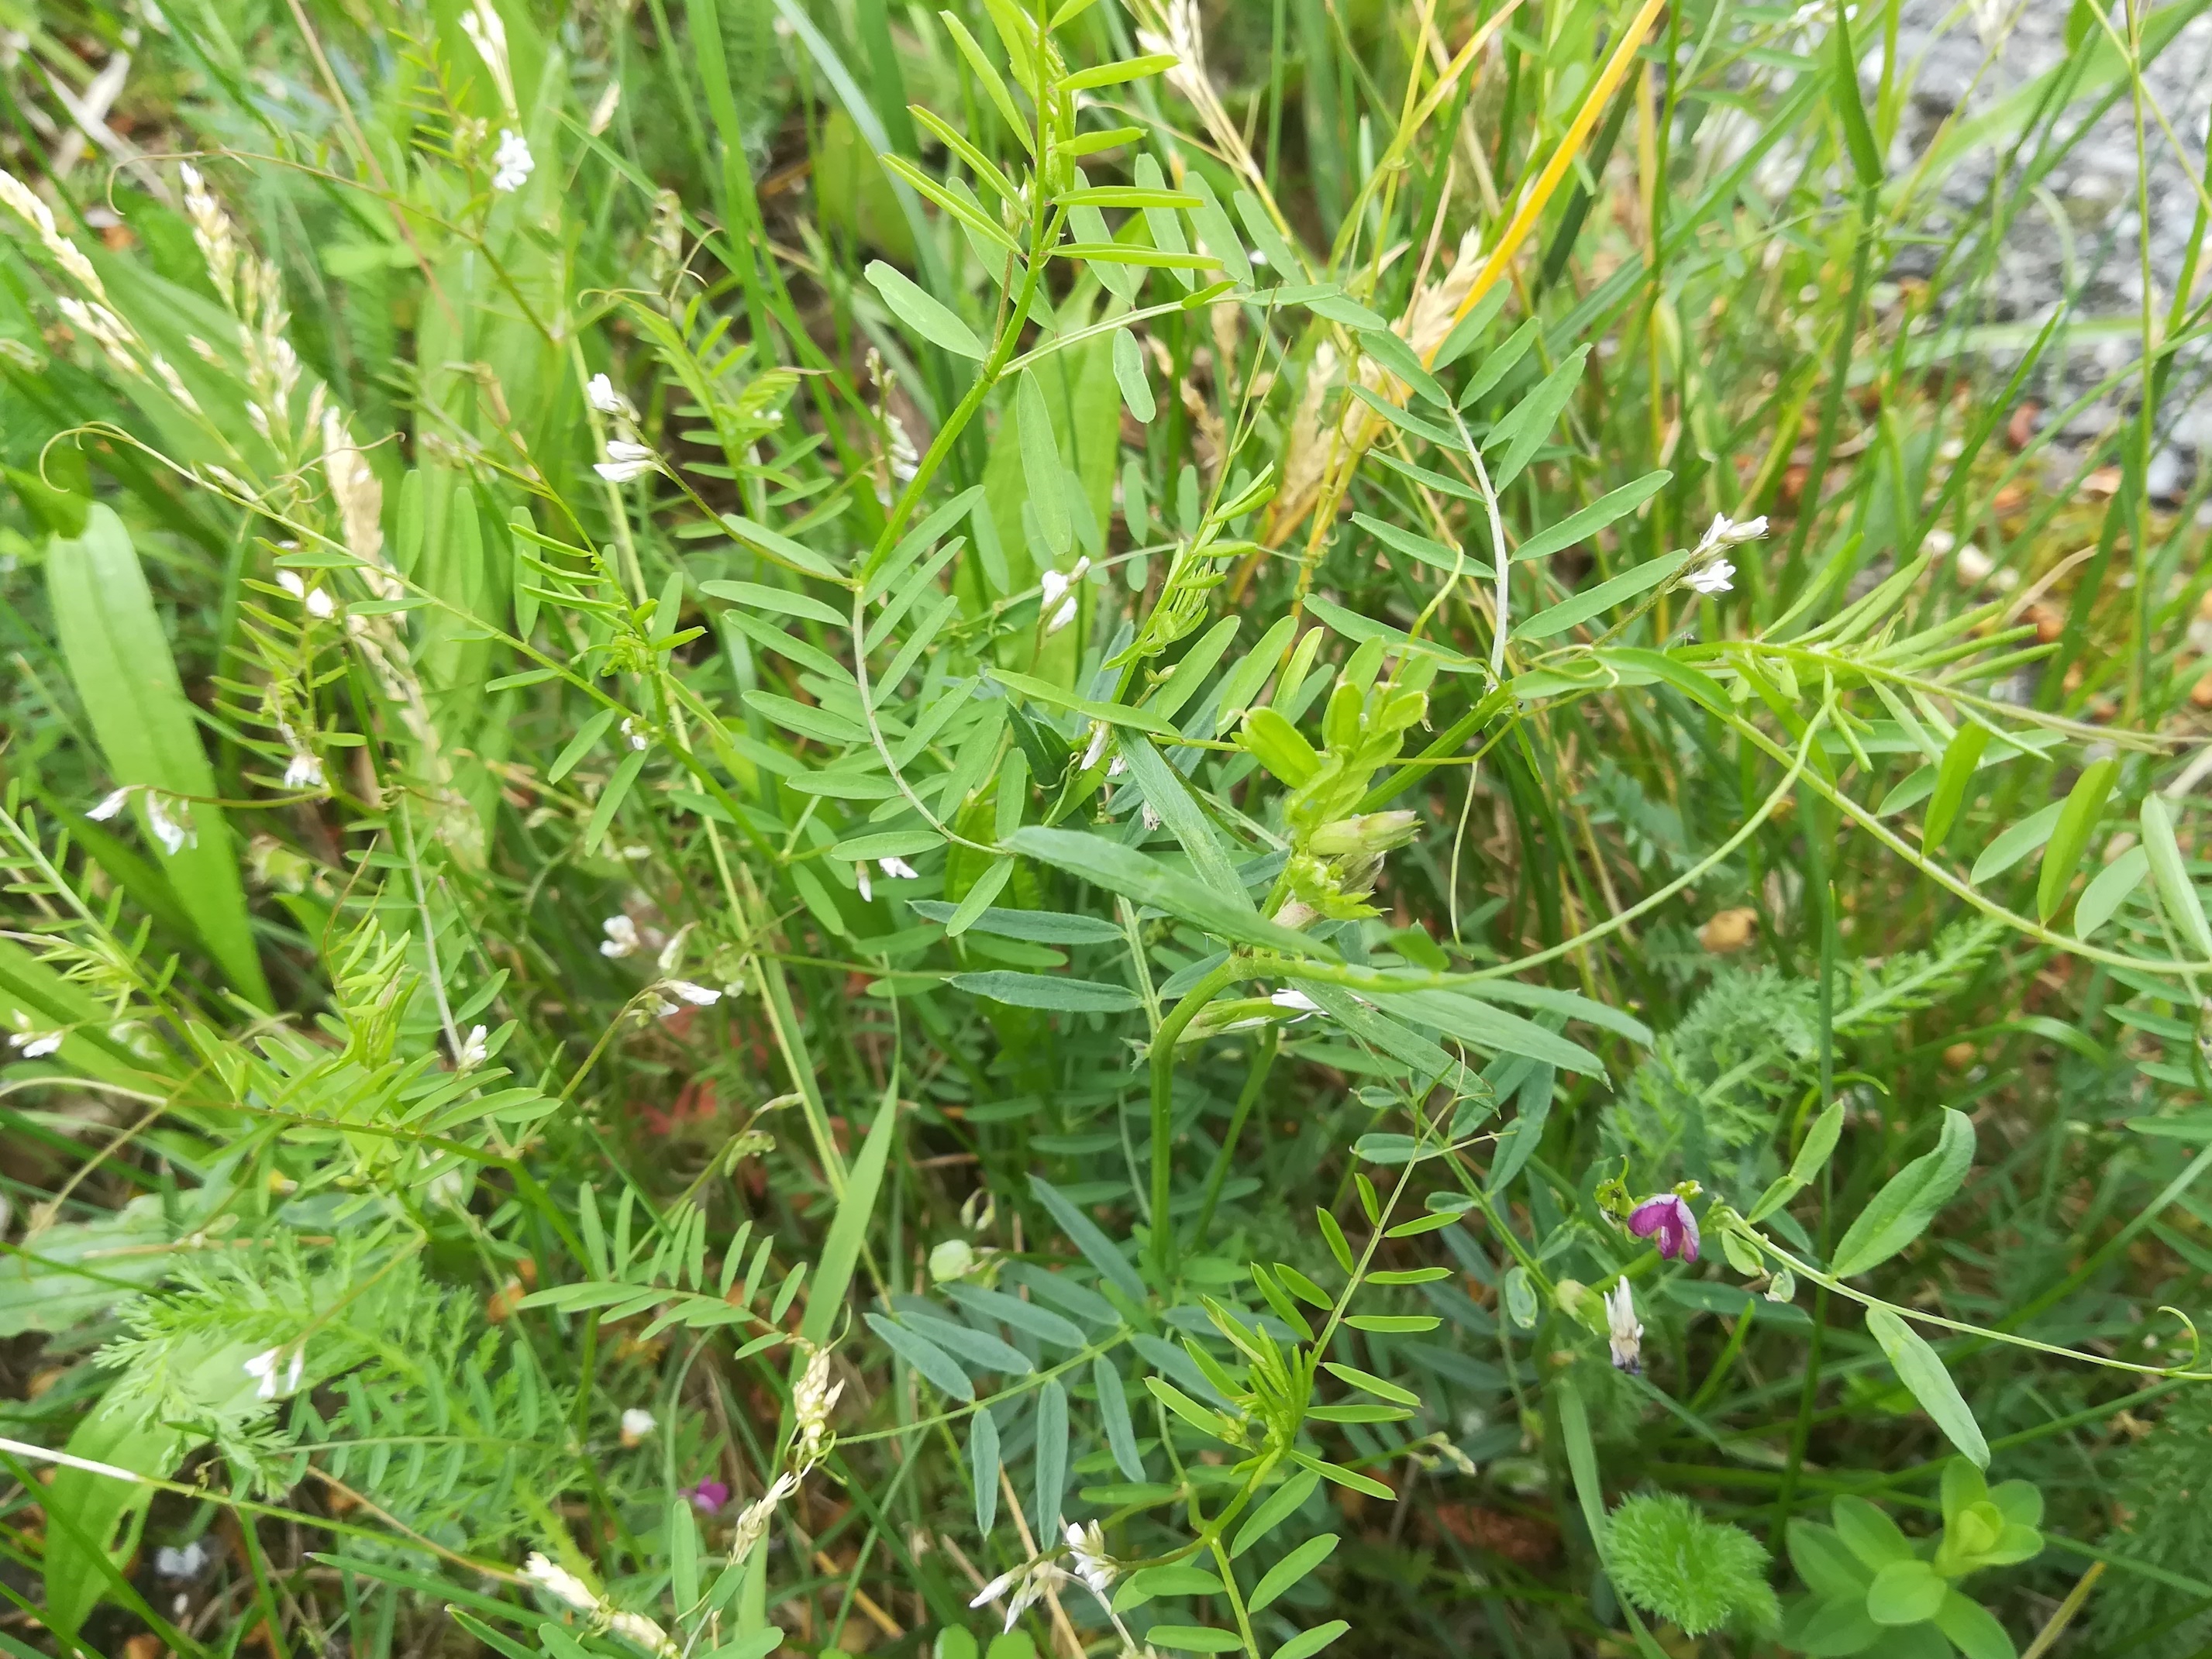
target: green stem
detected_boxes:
[1149,958,1251,1282]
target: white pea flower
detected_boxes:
[607,1611,677,1656]
[1682,511,1765,597]
[283,749,325,791]
[491,129,534,193]
[1604,1280,1642,1375]
[1038,555,1090,633]
[8,1013,63,1058]
[155,1542,209,1581]
[243,1343,305,1400]
[87,786,132,821]
[595,440,658,484]
[1063,1520,1115,1601]
[522,1551,598,1614]
[970,1553,1070,1634]
[1701,511,1769,548]
[654,921,696,975]
[587,372,632,416]
[877,856,920,882]
[663,979,721,1007]
[619,1407,656,1447]
[618,716,649,751]
[277,568,336,618]
[456,1024,490,1069]
[601,915,641,958]
[146,794,193,856]
[1683,558,1735,596]
[855,863,873,904]
[1080,722,1112,772]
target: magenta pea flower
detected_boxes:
[688,1479,729,1514]
[1627,1192,1700,1262]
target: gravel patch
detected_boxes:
[1887,1,2212,494]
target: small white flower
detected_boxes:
[1140,800,1161,831]
[606,1611,676,1656]
[1270,989,1321,1014]
[1080,722,1112,772]
[491,129,534,193]
[619,716,649,751]
[595,439,657,484]
[457,1024,490,1069]
[1681,511,1762,597]
[522,1551,598,1615]
[587,372,631,416]
[1684,558,1735,596]
[283,749,325,791]
[8,1014,63,1058]
[663,979,722,1007]
[1063,1520,1115,1601]
[600,915,641,959]
[87,786,132,821]
[1038,556,1090,635]
[855,863,873,903]
[1604,1280,1642,1375]
[654,921,695,974]
[146,794,193,856]
[1700,512,1768,549]
[276,569,334,618]
[243,1343,305,1400]
[619,1406,656,1447]
[877,856,920,881]
[154,1542,209,1581]
[970,1554,1070,1634]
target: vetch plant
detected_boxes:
[0,1,2209,1657]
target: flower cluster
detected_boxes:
[1682,512,1767,597]
[970,1520,1121,1633]
[792,1343,845,1470]
[491,129,534,194]
[584,369,660,484]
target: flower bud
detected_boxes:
[1307,811,1421,858]
[928,1238,977,1283]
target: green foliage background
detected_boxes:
[1,1,2210,1657]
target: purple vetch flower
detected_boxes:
[687,1478,729,1514]
[1627,1193,1700,1262]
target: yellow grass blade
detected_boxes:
[1442,0,1669,342]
